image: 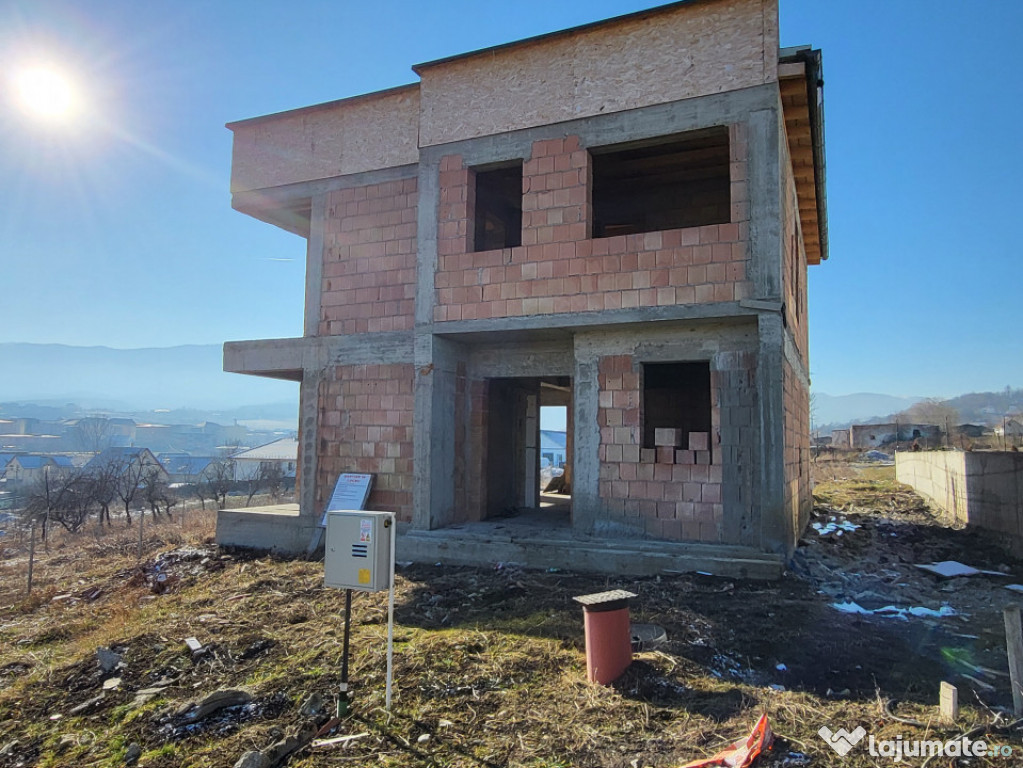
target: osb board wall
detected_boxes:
[417,0,778,146]
[229,87,420,193]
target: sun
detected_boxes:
[12,65,78,122]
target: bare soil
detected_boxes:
[1,466,1022,767]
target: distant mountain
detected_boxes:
[0,343,298,413]
[812,392,924,429]
[939,389,1023,425]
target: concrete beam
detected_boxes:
[224,333,415,377]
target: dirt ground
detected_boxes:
[1,463,1022,767]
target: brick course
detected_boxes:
[434,125,751,322]
[316,363,415,522]
[320,179,418,335]
[595,354,745,543]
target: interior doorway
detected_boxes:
[485,376,572,526]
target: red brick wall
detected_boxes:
[434,126,751,322]
[782,358,811,539]
[320,179,417,335]
[596,354,736,543]
[316,363,415,522]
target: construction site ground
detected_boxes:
[1,460,1022,767]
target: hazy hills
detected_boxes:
[1,343,1016,430]
[812,392,924,428]
[0,343,297,414]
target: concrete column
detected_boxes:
[756,312,788,553]
[572,348,601,533]
[414,156,440,328]
[413,335,461,529]
[747,107,783,302]
[303,194,326,337]
[298,369,321,523]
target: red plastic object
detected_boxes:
[574,589,637,684]
[680,713,773,768]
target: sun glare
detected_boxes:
[13,65,77,121]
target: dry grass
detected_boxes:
[1,484,1022,767]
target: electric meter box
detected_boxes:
[324,511,393,592]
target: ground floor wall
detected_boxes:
[219,314,803,571]
[896,451,1023,546]
[316,362,415,522]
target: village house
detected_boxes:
[218,0,827,578]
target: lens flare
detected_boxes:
[13,65,77,121]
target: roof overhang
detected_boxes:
[779,46,827,264]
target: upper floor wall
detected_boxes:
[227,0,779,195]
[228,85,420,194]
[414,0,778,147]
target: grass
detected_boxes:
[1,486,1022,767]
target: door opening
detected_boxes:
[485,376,572,526]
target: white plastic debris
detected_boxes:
[916,561,1008,578]
[811,520,859,536]
[830,601,956,620]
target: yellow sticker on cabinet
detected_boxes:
[358,569,371,585]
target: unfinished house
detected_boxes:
[218,0,827,578]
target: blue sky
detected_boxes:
[1,0,1020,399]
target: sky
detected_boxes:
[0,0,1020,399]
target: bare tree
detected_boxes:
[902,399,960,448]
[112,452,163,525]
[141,466,175,519]
[73,417,114,453]
[261,462,287,503]
[52,472,95,533]
[87,460,120,527]
[23,466,76,541]
[201,458,235,508]
[242,461,287,505]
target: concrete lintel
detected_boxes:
[739,298,783,312]
[467,340,574,379]
[573,316,757,359]
[417,83,778,168]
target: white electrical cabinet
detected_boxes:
[324,511,393,592]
